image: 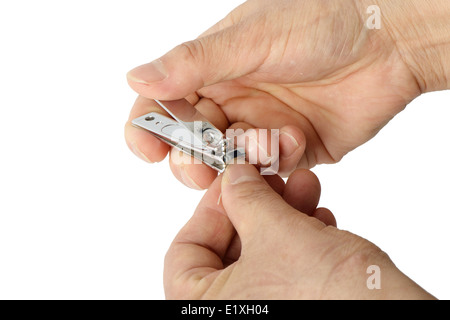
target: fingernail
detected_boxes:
[127,59,168,84]
[180,166,203,190]
[130,142,152,163]
[223,164,262,185]
[280,131,300,158]
[255,136,278,165]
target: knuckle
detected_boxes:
[322,229,389,275]
[233,181,284,212]
[177,40,206,65]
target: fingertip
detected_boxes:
[125,122,170,163]
[126,47,205,100]
[127,59,168,85]
[287,168,321,191]
[283,169,321,215]
[278,126,306,176]
[221,163,284,238]
[126,60,173,99]
[222,163,263,187]
[313,208,337,227]
[169,148,217,190]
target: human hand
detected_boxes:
[125,0,450,189]
[164,163,434,299]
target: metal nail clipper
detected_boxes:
[132,99,245,173]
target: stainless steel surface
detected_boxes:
[154,99,222,147]
[132,99,245,173]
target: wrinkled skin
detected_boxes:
[125,0,421,189]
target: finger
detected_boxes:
[168,141,288,191]
[263,174,285,196]
[125,96,170,163]
[228,122,273,173]
[283,169,337,226]
[126,21,270,100]
[222,233,241,268]
[313,208,337,228]
[193,98,230,132]
[164,175,235,298]
[221,163,302,241]
[185,93,200,106]
[278,126,306,177]
[167,98,229,190]
[221,171,285,267]
[169,148,218,190]
[228,123,305,177]
[282,169,321,216]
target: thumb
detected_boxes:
[126,25,269,100]
[221,164,297,241]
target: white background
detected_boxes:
[0,0,449,300]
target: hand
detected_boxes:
[164,164,434,299]
[125,0,450,189]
